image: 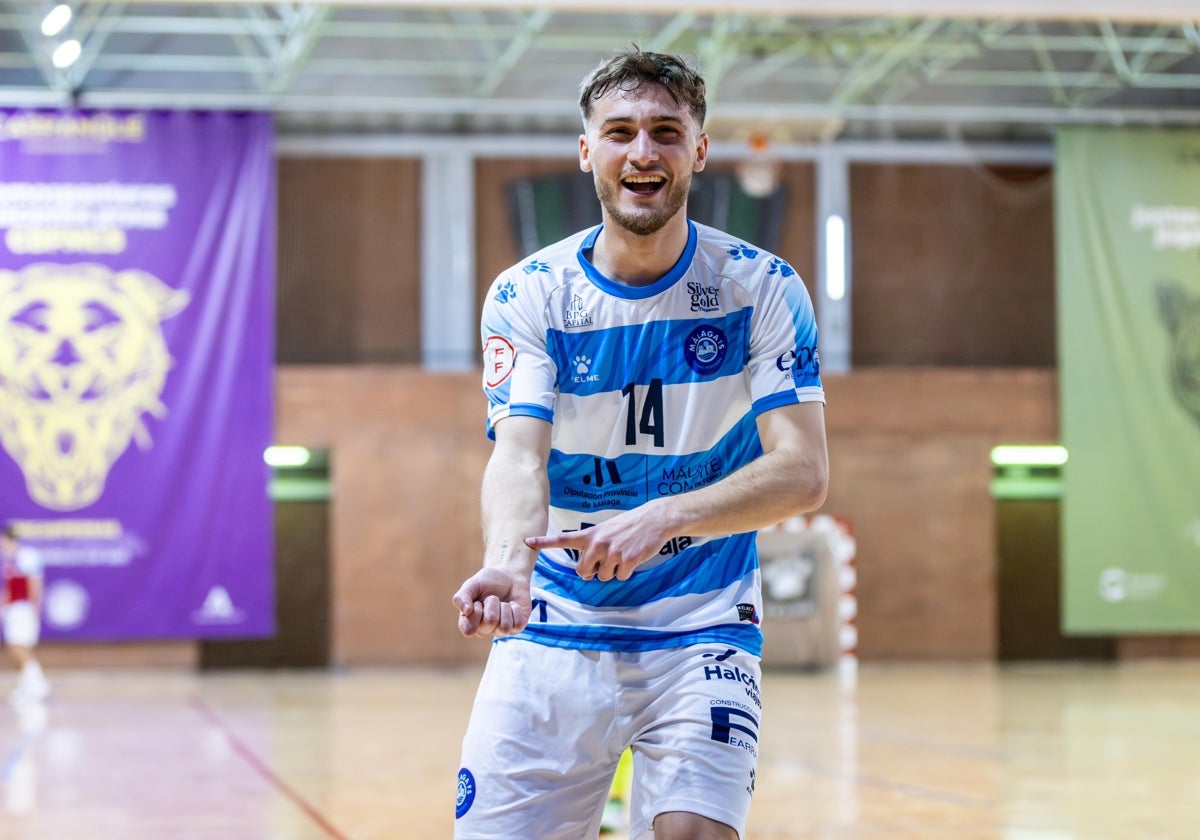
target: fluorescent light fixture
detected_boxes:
[990,445,1068,467]
[264,445,311,468]
[51,38,80,69]
[824,214,846,301]
[41,4,72,37]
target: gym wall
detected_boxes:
[42,152,1200,670]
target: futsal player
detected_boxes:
[452,46,828,840]
[1,525,50,704]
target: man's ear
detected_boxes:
[579,134,592,173]
[693,132,709,173]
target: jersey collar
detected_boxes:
[576,220,697,300]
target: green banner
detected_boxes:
[1056,127,1200,633]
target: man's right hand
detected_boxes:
[451,567,533,638]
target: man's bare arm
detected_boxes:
[452,415,551,636]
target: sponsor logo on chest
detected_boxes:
[564,294,593,328]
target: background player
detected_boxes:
[1,525,50,704]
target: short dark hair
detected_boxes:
[579,46,707,130]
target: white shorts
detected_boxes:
[455,639,762,840]
[1,602,40,648]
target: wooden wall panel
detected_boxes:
[475,158,583,310]
[272,366,1057,666]
[822,369,1058,659]
[774,161,818,302]
[278,157,422,363]
[276,366,493,668]
[37,156,1198,670]
[850,164,1055,367]
[41,366,1194,668]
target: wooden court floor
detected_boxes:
[0,660,1197,840]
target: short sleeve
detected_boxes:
[747,265,824,416]
[480,271,558,438]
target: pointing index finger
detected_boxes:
[525,532,580,550]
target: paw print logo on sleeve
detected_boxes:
[726,243,759,261]
[493,280,517,303]
[767,258,795,278]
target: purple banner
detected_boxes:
[0,110,274,640]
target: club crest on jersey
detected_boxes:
[564,294,593,328]
[684,325,727,375]
[455,768,476,818]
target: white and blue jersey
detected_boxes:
[481,220,824,656]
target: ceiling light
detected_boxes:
[824,214,846,301]
[990,445,1068,467]
[264,446,311,468]
[41,4,72,37]
[51,38,80,69]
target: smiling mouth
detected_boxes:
[621,174,666,196]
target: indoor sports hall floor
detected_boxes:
[0,661,1196,839]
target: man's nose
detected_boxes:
[628,129,659,163]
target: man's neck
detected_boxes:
[591,214,690,287]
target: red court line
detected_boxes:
[191,695,353,840]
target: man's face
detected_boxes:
[579,83,708,237]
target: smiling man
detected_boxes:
[452,47,829,840]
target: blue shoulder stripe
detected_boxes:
[751,391,799,416]
[487,403,554,439]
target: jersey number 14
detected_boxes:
[621,379,665,448]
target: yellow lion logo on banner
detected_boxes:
[0,263,189,510]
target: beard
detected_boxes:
[596,173,691,236]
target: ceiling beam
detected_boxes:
[114,0,1200,26]
[473,7,552,97]
[62,1,130,92]
[270,3,332,93]
[832,18,944,104]
[37,87,1200,129]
